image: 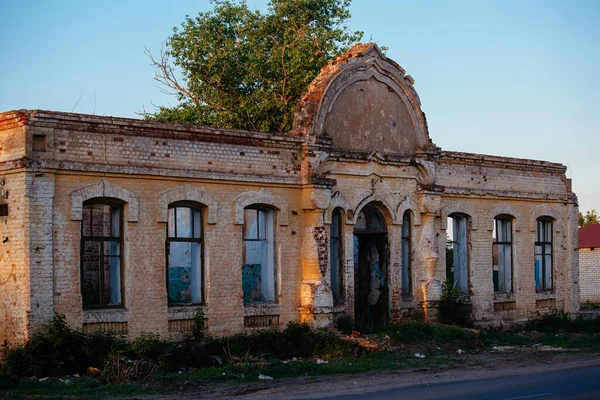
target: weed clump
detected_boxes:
[438,280,473,327]
[1,314,126,377]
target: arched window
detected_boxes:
[535,217,553,291]
[166,203,203,305]
[493,216,513,293]
[243,206,275,304]
[447,214,469,294]
[330,209,343,303]
[401,211,412,298]
[81,199,123,309]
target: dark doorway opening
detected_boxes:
[353,205,389,327]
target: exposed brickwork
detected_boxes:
[313,227,328,276]
[579,248,600,303]
[0,44,579,344]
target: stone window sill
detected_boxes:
[493,293,516,303]
[244,303,281,316]
[168,305,204,321]
[83,308,128,324]
[536,291,556,301]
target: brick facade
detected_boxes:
[0,43,579,345]
[579,249,600,303]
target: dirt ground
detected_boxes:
[125,350,600,400]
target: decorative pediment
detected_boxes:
[156,184,219,224]
[233,188,289,226]
[292,43,432,156]
[71,179,139,222]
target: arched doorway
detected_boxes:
[353,204,389,326]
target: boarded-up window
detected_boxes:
[167,204,202,304]
[81,201,123,309]
[446,214,468,294]
[401,211,412,298]
[330,209,343,303]
[535,218,553,291]
[243,207,275,304]
[493,217,513,293]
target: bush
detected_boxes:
[529,311,600,334]
[438,280,473,327]
[189,308,206,343]
[1,314,126,377]
[204,322,354,362]
[131,333,178,371]
[334,316,354,335]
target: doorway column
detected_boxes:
[299,188,335,328]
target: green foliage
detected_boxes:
[578,209,598,227]
[334,315,354,335]
[1,314,126,377]
[205,322,355,360]
[581,301,600,310]
[438,280,473,327]
[147,0,363,132]
[189,308,206,343]
[528,311,600,334]
[131,333,178,370]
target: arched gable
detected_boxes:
[396,195,422,226]
[323,191,350,225]
[441,201,478,230]
[530,203,562,233]
[71,179,139,222]
[486,202,523,232]
[233,188,289,226]
[157,184,219,224]
[292,43,432,156]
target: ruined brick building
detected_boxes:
[0,43,579,344]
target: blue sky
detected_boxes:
[1,0,598,213]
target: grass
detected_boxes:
[0,354,461,398]
[0,375,160,399]
[3,314,600,398]
[159,352,462,382]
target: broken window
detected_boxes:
[535,217,553,291]
[166,203,203,304]
[242,207,275,304]
[330,208,344,303]
[493,216,513,293]
[446,214,468,294]
[81,200,123,309]
[401,211,412,298]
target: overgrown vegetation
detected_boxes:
[438,280,473,327]
[2,311,600,399]
[0,314,127,377]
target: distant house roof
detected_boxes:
[579,224,600,248]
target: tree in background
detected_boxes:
[146,0,362,132]
[578,209,599,228]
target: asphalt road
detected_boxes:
[325,363,600,400]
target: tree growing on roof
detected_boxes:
[578,209,599,228]
[145,0,363,133]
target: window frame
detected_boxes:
[80,198,125,310]
[535,217,554,292]
[446,213,469,294]
[242,205,276,304]
[166,201,205,306]
[330,208,344,304]
[401,210,412,298]
[493,215,513,294]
